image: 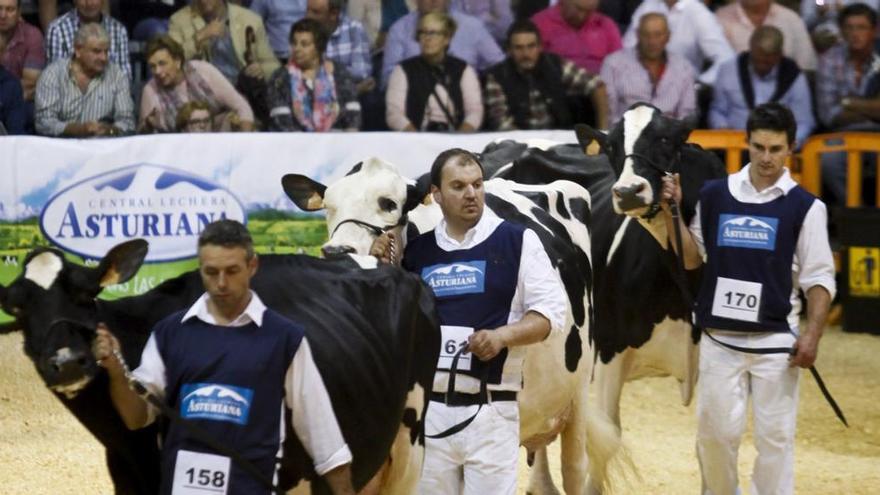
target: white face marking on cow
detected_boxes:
[613,106,656,216]
[24,251,64,290]
[322,157,412,256]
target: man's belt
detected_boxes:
[429,390,517,407]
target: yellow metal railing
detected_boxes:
[799,133,880,207]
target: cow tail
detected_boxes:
[585,401,637,493]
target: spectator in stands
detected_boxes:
[531,0,621,74]
[801,0,880,52]
[249,0,307,61]
[624,0,734,84]
[601,12,697,124]
[484,19,608,130]
[450,0,513,44]
[35,23,134,136]
[305,0,374,94]
[710,25,814,147]
[816,2,880,204]
[600,0,642,33]
[348,0,414,50]
[381,0,504,87]
[716,0,818,71]
[0,0,45,103]
[386,11,482,131]
[0,62,25,134]
[266,18,360,131]
[139,35,255,133]
[175,100,215,132]
[45,0,131,79]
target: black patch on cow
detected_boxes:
[345,161,363,176]
[564,324,583,372]
[519,190,549,212]
[555,193,570,220]
[402,407,419,444]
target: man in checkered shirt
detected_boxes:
[45,0,131,79]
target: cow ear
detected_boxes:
[95,239,149,288]
[676,118,695,146]
[575,124,607,156]
[282,174,327,211]
[404,173,432,213]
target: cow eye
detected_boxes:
[378,197,397,212]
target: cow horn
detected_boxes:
[97,239,149,288]
[282,174,327,211]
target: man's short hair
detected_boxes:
[176,100,213,131]
[74,22,109,47]
[638,12,668,33]
[146,34,186,62]
[429,148,484,187]
[290,18,329,54]
[839,3,878,28]
[505,19,542,47]
[750,25,784,55]
[746,102,797,146]
[198,220,255,260]
[415,11,457,41]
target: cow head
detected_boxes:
[283,158,430,257]
[0,240,147,397]
[576,103,692,218]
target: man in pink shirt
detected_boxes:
[531,0,621,74]
[0,0,45,102]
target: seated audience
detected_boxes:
[450,0,513,44]
[249,0,307,60]
[816,3,880,204]
[0,62,25,134]
[35,23,134,137]
[45,0,131,79]
[801,0,880,52]
[348,0,414,50]
[266,18,360,131]
[381,0,503,87]
[385,11,482,131]
[169,0,279,121]
[710,25,814,147]
[139,35,255,133]
[306,0,374,93]
[601,12,696,124]
[175,100,215,132]
[485,19,608,130]
[531,0,622,74]
[624,0,734,84]
[716,0,818,71]
[600,0,642,33]
[0,0,45,102]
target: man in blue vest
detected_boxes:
[373,148,566,494]
[92,219,356,495]
[661,103,836,495]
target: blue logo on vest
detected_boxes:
[180,383,253,425]
[718,214,779,250]
[421,261,486,297]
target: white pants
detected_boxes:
[696,334,800,495]
[418,399,520,495]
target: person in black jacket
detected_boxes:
[484,19,608,130]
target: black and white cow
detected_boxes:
[0,241,440,494]
[283,158,622,495]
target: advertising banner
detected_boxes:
[0,130,574,321]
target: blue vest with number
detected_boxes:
[696,178,815,332]
[404,221,524,384]
[153,309,304,495]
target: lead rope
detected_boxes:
[666,194,849,428]
[110,349,286,494]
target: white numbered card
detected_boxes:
[172,450,230,495]
[438,325,473,372]
[711,277,763,323]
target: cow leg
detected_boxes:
[587,352,630,495]
[525,447,560,495]
[592,350,631,427]
[680,338,700,407]
[368,384,425,495]
[559,387,589,495]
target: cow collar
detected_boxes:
[331,214,409,238]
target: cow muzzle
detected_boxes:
[44,347,95,396]
[612,178,654,215]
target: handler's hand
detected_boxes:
[790,333,819,368]
[369,232,397,265]
[467,330,506,361]
[93,323,124,374]
[660,173,682,213]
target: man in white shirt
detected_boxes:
[93,219,356,495]
[661,103,835,495]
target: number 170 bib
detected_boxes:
[711,277,762,323]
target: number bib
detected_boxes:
[711,277,763,323]
[172,450,230,495]
[438,325,473,372]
